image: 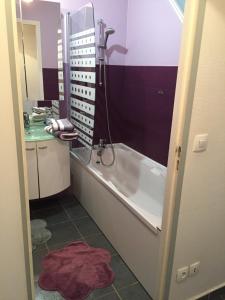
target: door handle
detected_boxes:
[38,146,48,150]
[26,148,35,151]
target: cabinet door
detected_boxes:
[25,142,39,200]
[37,140,70,198]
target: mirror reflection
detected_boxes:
[17,0,63,101]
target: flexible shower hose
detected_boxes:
[99,59,115,167]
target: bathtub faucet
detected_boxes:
[97,138,106,157]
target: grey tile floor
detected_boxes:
[31,190,225,300]
[198,288,225,300]
[31,190,152,300]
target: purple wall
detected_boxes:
[121,66,177,165]
[50,0,181,165]
[94,66,177,166]
[92,1,181,165]
[42,68,59,100]
[38,63,68,113]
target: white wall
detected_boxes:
[125,0,182,66]
[169,1,225,299]
[0,1,30,299]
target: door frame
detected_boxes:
[4,0,35,299]
[7,0,208,299]
[156,1,207,299]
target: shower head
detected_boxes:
[105,28,115,35]
[104,27,115,49]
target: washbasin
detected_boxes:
[24,124,55,142]
[25,127,44,135]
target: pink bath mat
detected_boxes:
[38,241,115,300]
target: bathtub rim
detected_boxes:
[70,144,164,235]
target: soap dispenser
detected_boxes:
[23,112,30,129]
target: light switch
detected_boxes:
[193,134,208,152]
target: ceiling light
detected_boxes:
[22,0,34,3]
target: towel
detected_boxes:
[53,130,79,141]
[32,106,51,114]
[32,112,47,122]
[45,118,78,141]
[45,125,54,134]
[51,119,74,132]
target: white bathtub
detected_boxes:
[70,143,167,298]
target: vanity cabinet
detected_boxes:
[25,139,70,200]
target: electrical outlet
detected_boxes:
[176,266,189,282]
[189,262,200,276]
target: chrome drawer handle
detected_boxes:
[26,148,35,151]
[38,146,48,150]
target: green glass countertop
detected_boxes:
[24,122,55,142]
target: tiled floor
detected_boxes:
[30,190,152,300]
[198,288,225,300]
[31,190,225,300]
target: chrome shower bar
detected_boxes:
[97,19,115,87]
[98,19,104,86]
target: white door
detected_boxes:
[37,140,70,198]
[156,1,209,299]
[25,142,39,200]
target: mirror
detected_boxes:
[16,0,63,101]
